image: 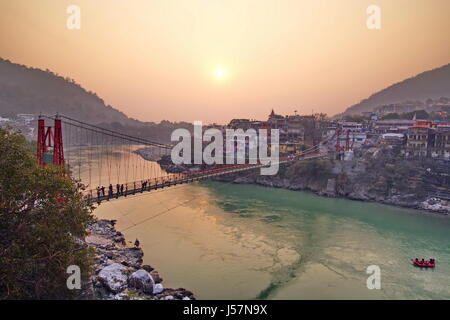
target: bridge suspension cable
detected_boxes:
[52,114,173,149]
[37,114,337,205]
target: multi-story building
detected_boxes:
[17,114,35,124]
[266,109,288,141]
[227,110,341,149]
[431,128,450,159]
[381,133,405,145]
[286,115,305,142]
[340,121,363,133]
[298,115,320,145]
[228,119,252,130]
[405,126,434,158]
[267,109,286,126]
[373,119,415,134]
[403,119,450,159]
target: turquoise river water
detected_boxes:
[74,147,450,299]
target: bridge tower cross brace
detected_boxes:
[335,128,341,153]
[37,116,65,167]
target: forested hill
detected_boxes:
[0,58,192,143]
[340,62,450,116]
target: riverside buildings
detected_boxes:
[226,109,450,159]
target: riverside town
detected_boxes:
[1,0,449,317]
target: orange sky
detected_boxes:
[0,0,449,123]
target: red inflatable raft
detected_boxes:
[411,260,435,268]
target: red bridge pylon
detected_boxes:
[37,115,65,167]
[345,129,350,152]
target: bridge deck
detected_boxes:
[85,152,332,204]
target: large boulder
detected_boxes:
[150,270,163,283]
[97,263,129,293]
[129,269,155,294]
[153,283,164,294]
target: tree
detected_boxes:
[381,113,400,120]
[404,110,429,120]
[0,129,94,299]
[344,114,365,122]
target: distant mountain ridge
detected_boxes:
[0,58,192,143]
[0,58,142,125]
[340,63,450,117]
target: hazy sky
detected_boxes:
[0,0,449,123]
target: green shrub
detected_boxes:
[0,129,94,299]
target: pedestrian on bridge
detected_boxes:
[101,186,105,197]
[108,184,113,199]
[96,186,101,199]
[120,184,124,195]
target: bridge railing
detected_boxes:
[83,149,335,204]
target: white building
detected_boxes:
[340,122,363,133]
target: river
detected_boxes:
[71,146,450,299]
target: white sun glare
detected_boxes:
[215,69,225,78]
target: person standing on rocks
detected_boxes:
[134,239,140,248]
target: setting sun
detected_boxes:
[215,68,225,78]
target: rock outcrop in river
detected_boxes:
[83,219,195,300]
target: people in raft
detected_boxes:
[414,258,435,265]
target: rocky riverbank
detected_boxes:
[211,169,450,215]
[148,146,450,215]
[82,219,195,300]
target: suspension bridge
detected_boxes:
[36,114,344,205]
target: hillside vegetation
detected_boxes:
[0,58,137,125]
[341,63,450,116]
[0,58,192,143]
